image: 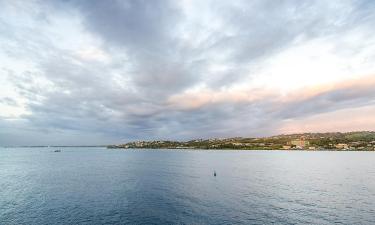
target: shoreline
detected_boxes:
[106,147,375,152]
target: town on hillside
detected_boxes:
[108,131,375,151]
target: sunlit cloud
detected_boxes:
[278,105,375,134]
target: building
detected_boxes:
[288,137,309,149]
[335,143,349,149]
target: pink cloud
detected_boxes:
[278,105,375,134]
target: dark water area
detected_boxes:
[0,147,375,224]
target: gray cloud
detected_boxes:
[0,97,18,106]
[1,0,375,145]
[275,80,375,120]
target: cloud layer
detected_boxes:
[1,0,375,145]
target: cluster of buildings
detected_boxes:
[282,137,375,150]
[283,137,311,149]
[333,141,375,150]
[108,134,375,151]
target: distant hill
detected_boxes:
[271,131,375,141]
[109,131,375,151]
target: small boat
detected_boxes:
[54,150,61,152]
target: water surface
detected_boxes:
[1,147,374,224]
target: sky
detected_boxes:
[1,0,375,145]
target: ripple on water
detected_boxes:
[0,148,375,224]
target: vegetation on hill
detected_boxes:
[108,131,375,151]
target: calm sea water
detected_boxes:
[0,147,375,225]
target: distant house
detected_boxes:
[335,143,349,149]
[232,143,243,146]
[288,137,309,149]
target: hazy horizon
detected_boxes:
[1,0,375,146]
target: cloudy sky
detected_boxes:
[1,0,375,145]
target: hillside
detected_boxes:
[108,131,375,151]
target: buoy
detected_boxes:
[214,171,216,177]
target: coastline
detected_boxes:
[108,131,375,151]
[106,147,375,152]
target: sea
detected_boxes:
[0,147,374,225]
